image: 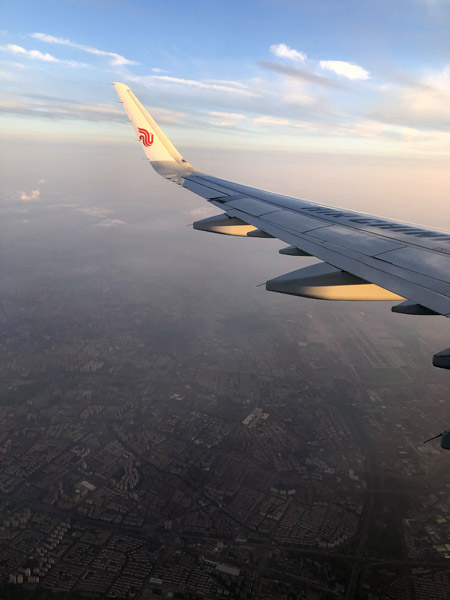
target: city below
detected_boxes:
[0,262,449,599]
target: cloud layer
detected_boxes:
[148,75,257,96]
[19,178,46,202]
[1,28,448,158]
[319,60,370,80]
[0,43,85,66]
[270,43,307,62]
[31,32,136,66]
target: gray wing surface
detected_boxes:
[114,82,450,369]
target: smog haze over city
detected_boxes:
[1,1,450,598]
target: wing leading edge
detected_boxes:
[113,82,450,370]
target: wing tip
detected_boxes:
[112,81,129,91]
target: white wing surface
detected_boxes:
[114,82,450,370]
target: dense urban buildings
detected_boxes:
[0,255,449,599]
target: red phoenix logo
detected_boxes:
[138,127,154,147]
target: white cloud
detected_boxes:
[374,65,450,128]
[270,43,307,62]
[254,115,290,126]
[207,79,250,89]
[76,207,112,218]
[20,189,40,202]
[75,206,124,227]
[209,111,245,120]
[319,60,370,80]
[0,93,126,122]
[2,43,58,62]
[404,68,450,120]
[0,43,84,66]
[31,32,137,66]
[18,178,46,202]
[148,75,258,96]
[341,118,436,145]
[96,218,125,227]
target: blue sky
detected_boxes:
[1,0,450,157]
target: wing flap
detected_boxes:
[265,210,328,233]
[226,205,450,316]
[225,197,283,216]
[375,247,450,284]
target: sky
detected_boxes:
[1,0,450,156]
[0,0,449,231]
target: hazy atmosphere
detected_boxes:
[1,1,450,599]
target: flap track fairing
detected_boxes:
[193,214,257,236]
[266,263,405,301]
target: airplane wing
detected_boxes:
[114,82,450,370]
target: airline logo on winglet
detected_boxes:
[138,127,154,147]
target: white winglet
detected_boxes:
[113,82,196,181]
